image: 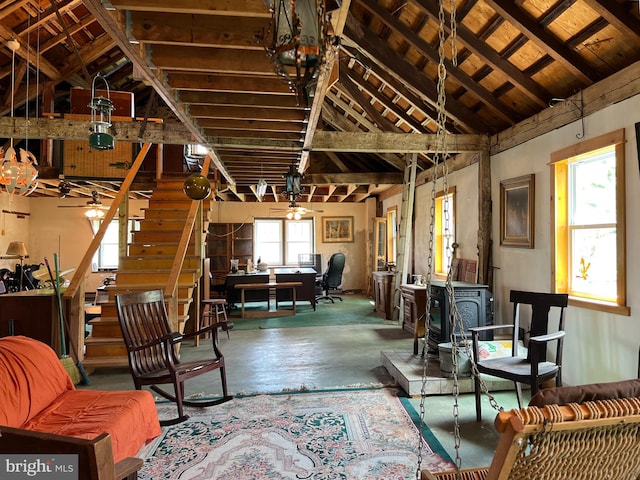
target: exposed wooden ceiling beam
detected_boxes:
[81,0,233,182]
[484,0,601,84]
[127,11,266,49]
[411,0,551,108]
[582,0,640,43]
[355,0,520,124]
[343,15,488,134]
[312,131,489,153]
[107,0,270,17]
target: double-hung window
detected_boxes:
[551,129,628,315]
[434,188,456,276]
[254,218,314,266]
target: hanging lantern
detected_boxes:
[283,163,303,203]
[184,173,211,200]
[88,74,115,150]
[265,0,329,97]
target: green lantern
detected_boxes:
[183,173,211,200]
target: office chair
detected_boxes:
[316,253,346,303]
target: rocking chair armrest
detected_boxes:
[125,332,180,353]
[528,330,565,344]
[182,323,219,340]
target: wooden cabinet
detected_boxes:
[207,223,254,273]
[372,271,394,320]
[400,284,427,354]
[0,291,60,354]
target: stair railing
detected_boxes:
[62,143,153,360]
[165,154,211,331]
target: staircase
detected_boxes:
[82,178,212,368]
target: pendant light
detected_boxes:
[0,39,39,199]
[88,74,115,150]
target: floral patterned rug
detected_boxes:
[139,388,454,479]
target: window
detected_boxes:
[93,220,119,270]
[435,188,456,276]
[254,218,314,266]
[92,218,139,271]
[551,129,628,315]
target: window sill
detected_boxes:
[568,296,630,316]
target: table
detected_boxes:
[236,282,302,318]
[225,272,270,305]
[273,267,318,310]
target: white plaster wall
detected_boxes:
[491,93,640,385]
[413,165,480,277]
[27,197,148,292]
[208,201,369,292]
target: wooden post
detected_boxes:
[477,149,492,287]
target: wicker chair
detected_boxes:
[422,395,640,480]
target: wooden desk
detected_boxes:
[274,267,318,310]
[226,273,270,305]
[236,282,302,318]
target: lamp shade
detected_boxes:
[6,241,27,257]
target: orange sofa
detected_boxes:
[0,336,161,465]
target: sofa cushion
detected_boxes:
[529,378,640,407]
[0,336,74,428]
[23,389,161,463]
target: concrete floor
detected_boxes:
[80,295,528,471]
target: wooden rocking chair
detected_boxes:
[115,289,233,426]
[422,394,640,480]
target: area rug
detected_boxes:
[139,388,454,479]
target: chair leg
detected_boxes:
[514,382,523,408]
[474,372,482,422]
[159,380,190,426]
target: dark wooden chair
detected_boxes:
[115,289,232,426]
[470,290,568,421]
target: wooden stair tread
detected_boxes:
[81,356,129,367]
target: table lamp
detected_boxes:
[6,241,28,291]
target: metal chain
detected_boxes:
[416,0,454,478]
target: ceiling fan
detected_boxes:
[57,190,107,218]
[271,200,324,219]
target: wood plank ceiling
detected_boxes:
[0,0,638,203]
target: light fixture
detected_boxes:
[88,73,115,150]
[283,163,304,203]
[257,178,268,198]
[183,173,211,200]
[0,39,39,200]
[6,241,28,291]
[264,0,331,101]
[83,190,105,234]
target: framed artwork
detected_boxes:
[500,174,535,248]
[322,216,354,243]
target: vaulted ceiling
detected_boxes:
[0,0,639,203]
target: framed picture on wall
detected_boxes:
[322,216,354,243]
[500,174,535,248]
